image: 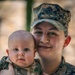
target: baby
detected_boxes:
[0,30,42,75]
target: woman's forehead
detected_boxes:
[34,22,57,28]
[34,22,58,31]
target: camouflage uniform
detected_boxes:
[0,56,43,75]
[1,56,75,75]
[51,57,75,75]
[30,3,75,75]
[31,3,71,37]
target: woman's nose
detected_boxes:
[40,34,49,43]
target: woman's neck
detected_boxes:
[40,57,61,74]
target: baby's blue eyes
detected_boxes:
[24,48,30,52]
[13,48,30,52]
[13,48,18,51]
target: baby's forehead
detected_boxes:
[9,30,34,42]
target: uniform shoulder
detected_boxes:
[34,59,43,75]
[65,62,75,69]
[0,56,9,70]
[65,62,75,74]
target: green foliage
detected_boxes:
[26,0,33,32]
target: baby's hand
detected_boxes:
[0,64,15,75]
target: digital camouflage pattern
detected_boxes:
[31,3,71,37]
[51,57,75,75]
[0,56,43,75]
[0,56,9,70]
[0,56,75,75]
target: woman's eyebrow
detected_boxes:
[49,27,59,31]
[34,27,42,30]
[34,27,59,31]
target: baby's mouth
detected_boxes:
[18,58,25,61]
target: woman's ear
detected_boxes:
[6,49,9,56]
[63,36,71,47]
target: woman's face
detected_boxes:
[31,22,68,60]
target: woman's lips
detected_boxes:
[38,46,52,49]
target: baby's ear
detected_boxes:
[6,49,9,55]
[35,49,37,53]
[34,49,37,56]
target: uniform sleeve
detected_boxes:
[34,59,43,75]
[0,56,9,70]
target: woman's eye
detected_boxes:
[24,48,30,52]
[34,31,42,36]
[48,32,58,36]
[13,48,18,51]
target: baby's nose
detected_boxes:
[18,50,24,55]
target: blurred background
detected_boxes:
[0,0,75,65]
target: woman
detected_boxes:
[31,3,75,75]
